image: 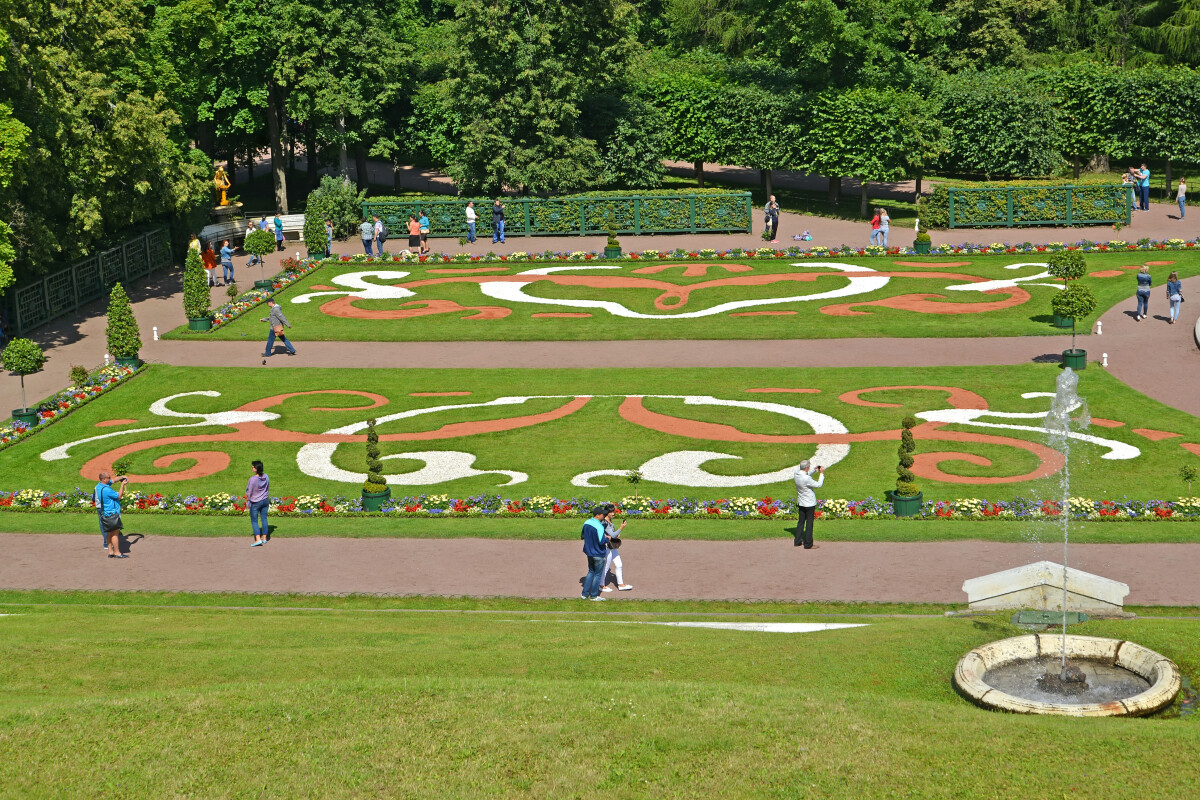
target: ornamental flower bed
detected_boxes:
[1,364,143,453]
[200,257,323,332]
[323,235,1200,267]
[2,490,1198,520]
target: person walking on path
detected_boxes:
[869,208,883,245]
[374,215,387,255]
[1135,265,1153,320]
[94,471,129,559]
[1166,270,1184,325]
[202,243,218,287]
[492,199,506,243]
[879,208,891,247]
[247,460,271,547]
[407,214,421,252]
[600,504,633,593]
[273,213,285,252]
[1177,179,1187,219]
[465,201,477,243]
[324,219,334,257]
[418,209,430,254]
[793,460,825,549]
[1135,163,1151,211]
[260,298,296,359]
[580,506,609,600]
[219,239,234,286]
[359,217,375,256]
[765,195,780,243]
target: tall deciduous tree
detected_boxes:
[447,0,638,194]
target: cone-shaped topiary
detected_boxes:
[182,247,211,320]
[105,283,141,358]
[304,212,328,258]
[363,418,387,493]
[895,415,920,497]
[2,337,45,411]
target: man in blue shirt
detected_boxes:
[94,471,128,558]
[219,239,234,286]
[1136,163,1151,211]
[580,506,609,600]
[273,213,285,251]
[418,210,430,255]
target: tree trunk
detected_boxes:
[761,168,773,198]
[1087,153,1109,173]
[355,142,369,191]
[288,129,296,174]
[338,114,350,176]
[1073,155,1080,179]
[265,81,289,214]
[393,159,403,193]
[860,179,870,218]
[827,176,841,206]
[305,125,318,191]
[914,172,923,205]
[694,160,704,188]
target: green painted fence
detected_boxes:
[3,228,172,336]
[362,192,753,239]
[948,185,1133,228]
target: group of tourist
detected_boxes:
[869,207,892,246]
[1134,266,1185,324]
[1123,164,1188,219]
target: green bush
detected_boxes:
[895,416,920,498]
[1051,284,1098,351]
[919,183,1129,229]
[363,418,387,494]
[68,365,89,386]
[182,247,210,320]
[105,283,141,358]
[1,337,45,410]
[244,229,276,261]
[1046,250,1086,282]
[303,213,328,258]
[307,176,367,239]
[915,232,932,244]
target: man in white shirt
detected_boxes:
[793,459,825,549]
[465,201,477,243]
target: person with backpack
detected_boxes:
[580,506,609,600]
[374,214,388,255]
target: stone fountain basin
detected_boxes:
[955,634,1181,717]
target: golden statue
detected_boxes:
[213,166,231,206]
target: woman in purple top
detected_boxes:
[247,460,270,547]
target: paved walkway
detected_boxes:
[3,533,1198,605]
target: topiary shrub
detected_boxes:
[2,337,45,411]
[915,231,932,244]
[105,283,142,358]
[303,213,328,258]
[1051,283,1098,352]
[895,415,920,497]
[1046,250,1086,282]
[363,418,387,493]
[182,247,211,320]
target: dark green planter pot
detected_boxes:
[115,355,141,369]
[11,408,38,427]
[1062,349,1087,370]
[187,316,213,332]
[1052,314,1074,329]
[361,487,392,512]
[913,241,932,254]
[603,246,622,260]
[253,279,275,291]
[887,490,924,517]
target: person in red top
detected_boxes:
[869,208,883,246]
[201,243,218,286]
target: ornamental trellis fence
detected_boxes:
[948,185,1133,228]
[4,228,172,336]
[362,192,754,239]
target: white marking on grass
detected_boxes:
[520,620,867,633]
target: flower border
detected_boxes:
[1,365,145,453]
[2,490,1197,521]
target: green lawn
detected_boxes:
[178,252,1200,342]
[4,364,1196,501]
[5,512,1200,543]
[0,593,1196,798]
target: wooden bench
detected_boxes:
[200,214,308,248]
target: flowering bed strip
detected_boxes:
[2,365,145,453]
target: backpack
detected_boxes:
[379,223,389,240]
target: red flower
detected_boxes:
[0,497,12,507]
[451,501,471,513]
[552,503,573,515]
[706,507,721,514]
[320,502,335,513]
[652,505,671,514]
[403,503,422,512]
[1154,507,1173,518]
[505,502,526,513]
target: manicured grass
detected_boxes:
[2,364,1196,502]
[5,512,1200,543]
[185,252,1200,342]
[0,595,1195,798]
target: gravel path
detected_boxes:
[4,533,1198,606]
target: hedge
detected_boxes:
[919,182,1133,229]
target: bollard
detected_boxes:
[104,353,110,367]
[152,326,159,341]
[1096,320,1102,336]
[1102,352,1108,368]
[295,251,300,260]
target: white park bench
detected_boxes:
[200,213,307,249]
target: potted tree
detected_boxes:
[244,228,277,290]
[361,418,391,511]
[605,230,623,260]
[887,415,923,517]
[183,246,212,331]
[105,283,143,368]
[2,338,45,427]
[1052,284,1097,370]
[1046,250,1086,328]
[913,231,932,255]
[303,213,328,259]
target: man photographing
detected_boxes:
[94,471,129,558]
[793,460,825,549]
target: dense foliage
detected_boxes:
[104,283,142,358]
[182,248,211,320]
[3,0,1200,288]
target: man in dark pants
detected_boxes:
[492,199,506,243]
[580,506,609,600]
[793,459,825,549]
[260,298,296,360]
